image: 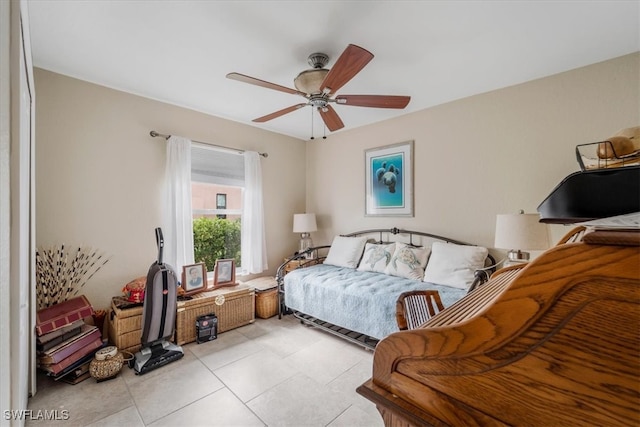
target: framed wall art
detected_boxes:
[181,262,208,296]
[213,259,236,288]
[365,140,414,217]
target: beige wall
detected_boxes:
[35,69,306,310]
[35,53,639,310]
[306,53,639,249]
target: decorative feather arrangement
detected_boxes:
[35,245,110,309]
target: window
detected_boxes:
[216,193,227,219]
[191,145,244,272]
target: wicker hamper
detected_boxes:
[107,297,143,354]
[176,285,255,345]
[255,289,277,319]
[244,277,278,319]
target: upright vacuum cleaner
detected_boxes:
[133,228,184,375]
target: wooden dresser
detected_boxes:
[357,229,640,426]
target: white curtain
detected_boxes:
[163,136,195,274]
[241,151,268,274]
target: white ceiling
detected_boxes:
[27,1,639,141]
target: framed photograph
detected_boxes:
[214,259,236,288]
[365,140,414,217]
[181,263,207,296]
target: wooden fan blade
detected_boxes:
[318,105,345,132]
[253,103,308,123]
[320,44,374,94]
[335,95,410,109]
[227,72,307,97]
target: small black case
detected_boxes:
[195,313,218,344]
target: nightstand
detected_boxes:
[283,257,321,274]
[283,259,305,275]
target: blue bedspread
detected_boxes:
[284,264,466,340]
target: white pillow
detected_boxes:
[384,242,430,281]
[324,236,368,268]
[423,241,488,289]
[357,242,396,273]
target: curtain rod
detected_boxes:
[149,131,268,158]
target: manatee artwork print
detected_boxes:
[365,141,414,217]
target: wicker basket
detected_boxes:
[176,285,255,345]
[243,277,278,319]
[89,346,132,382]
[255,289,278,319]
[107,297,142,354]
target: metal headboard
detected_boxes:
[342,227,472,247]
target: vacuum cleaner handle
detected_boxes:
[155,227,164,265]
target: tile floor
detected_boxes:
[26,315,384,427]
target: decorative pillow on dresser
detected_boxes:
[384,242,430,280]
[357,242,396,273]
[423,241,488,289]
[323,236,368,268]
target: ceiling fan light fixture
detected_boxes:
[294,68,329,95]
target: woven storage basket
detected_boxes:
[176,285,255,345]
[255,289,277,319]
[107,297,142,354]
[244,277,278,319]
[89,346,132,382]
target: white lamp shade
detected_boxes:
[495,213,551,250]
[293,213,317,233]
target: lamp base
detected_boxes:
[504,250,530,267]
[298,234,315,259]
[508,250,530,262]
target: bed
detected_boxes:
[276,228,495,349]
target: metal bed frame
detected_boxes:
[275,228,497,350]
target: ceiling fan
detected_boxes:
[226,44,411,133]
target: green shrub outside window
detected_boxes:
[193,217,241,272]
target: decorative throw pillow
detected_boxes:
[323,235,368,269]
[357,242,396,273]
[384,242,430,281]
[423,241,489,289]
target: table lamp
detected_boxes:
[495,211,551,264]
[293,213,317,258]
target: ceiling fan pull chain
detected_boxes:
[310,106,315,140]
[323,122,327,140]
